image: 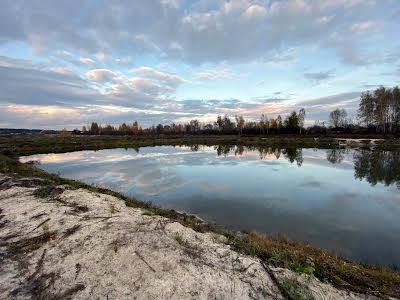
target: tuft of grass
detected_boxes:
[281,278,315,300]
[174,233,185,246]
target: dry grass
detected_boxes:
[229,230,400,298]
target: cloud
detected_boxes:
[240,5,268,21]
[0,103,197,129]
[297,92,360,107]
[351,21,374,32]
[0,56,98,106]
[100,67,187,108]
[0,1,398,129]
[193,66,233,81]
[131,66,185,87]
[0,56,185,110]
[304,70,335,84]
[85,69,116,82]
[340,47,370,66]
[79,57,95,65]
[0,0,388,64]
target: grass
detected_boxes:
[33,185,63,198]
[174,233,185,245]
[228,230,400,297]
[281,278,315,300]
[1,136,400,298]
[2,134,400,158]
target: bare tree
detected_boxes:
[329,108,347,128]
[298,108,306,134]
[235,115,245,135]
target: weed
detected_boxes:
[233,255,241,264]
[294,257,315,277]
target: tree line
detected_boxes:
[77,86,400,136]
[80,109,307,136]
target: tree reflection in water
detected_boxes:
[211,145,400,189]
[353,149,400,189]
[326,148,400,189]
[326,148,347,164]
[212,144,304,166]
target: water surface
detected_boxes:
[20,145,400,267]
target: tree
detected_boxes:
[298,108,306,134]
[359,91,375,127]
[81,125,87,134]
[90,122,99,134]
[276,115,282,133]
[374,87,390,133]
[284,111,299,132]
[59,128,70,138]
[215,115,224,132]
[358,86,400,133]
[132,121,140,135]
[235,115,245,135]
[189,119,201,133]
[260,114,269,135]
[329,108,348,128]
[118,123,129,134]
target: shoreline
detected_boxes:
[1,171,397,299]
[2,134,400,157]
[1,153,400,298]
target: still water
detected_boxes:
[20,145,400,267]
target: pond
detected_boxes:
[20,145,400,267]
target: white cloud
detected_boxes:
[194,66,233,81]
[79,57,95,65]
[351,21,374,32]
[85,69,116,82]
[240,5,267,21]
[131,66,186,86]
[0,0,392,64]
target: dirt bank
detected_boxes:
[0,174,389,299]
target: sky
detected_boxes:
[0,0,399,129]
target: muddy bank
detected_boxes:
[0,174,390,299]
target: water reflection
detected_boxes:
[326,148,347,164]
[211,145,400,188]
[20,145,400,266]
[353,149,400,189]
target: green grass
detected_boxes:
[174,233,185,245]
